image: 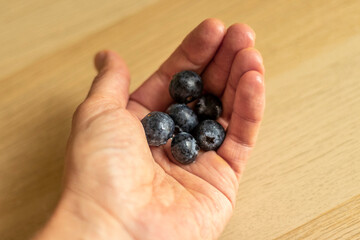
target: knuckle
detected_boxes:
[92,70,107,86]
[73,98,102,120]
[72,97,122,127]
[73,100,89,120]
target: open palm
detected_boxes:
[63,19,265,240]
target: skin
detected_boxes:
[33,18,265,240]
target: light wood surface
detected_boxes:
[0,0,359,239]
[276,195,360,240]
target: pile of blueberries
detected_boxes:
[141,70,225,164]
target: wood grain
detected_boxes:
[0,0,359,239]
[0,0,157,79]
[276,195,360,240]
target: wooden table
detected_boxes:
[1,0,359,239]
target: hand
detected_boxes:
[34,18,265,240]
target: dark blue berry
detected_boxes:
[193,120,225,151]
[141,112,175,146]
[167,103,199,133]
[171,132,199,164]
[194,94,223,120]
[173,125,183,135]
[169,70,203,103]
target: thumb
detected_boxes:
[87,50,130,108]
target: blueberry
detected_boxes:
[167,103,199,133]
[194,94,223,120]
[141,112,175,146]
[173,125,183,135]
[169,70,203,103]
[193,120,225,151]
[171,132,199,164]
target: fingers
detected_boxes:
[129,18,225,112]
[201,23,255,96]
[221,48,264,121]
[87,50,130,108]
[217,70,265,177]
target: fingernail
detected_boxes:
[255,74,264,84]
[248,31,256,43]
[255,51,263,64]
[95,50,107,71]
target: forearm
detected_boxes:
[33,191,134,240]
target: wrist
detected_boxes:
[33,190,134,240]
